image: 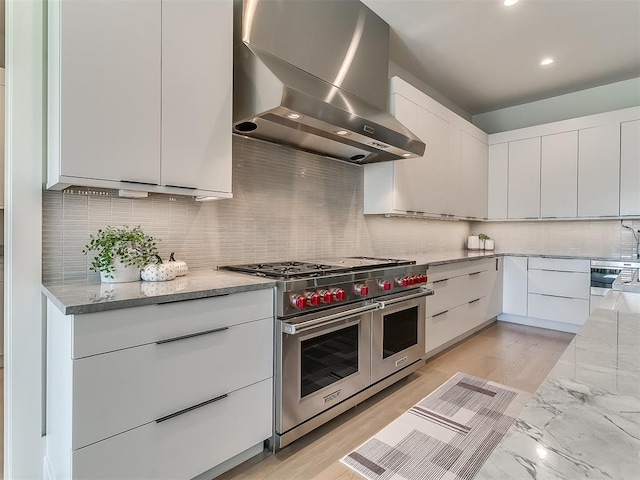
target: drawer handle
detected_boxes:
[469,298,482,304]
[433,279,448,284]
[433,310,449,317]
[156,393,229,423]
[156,326,229,345]
[157,294,230,305]
[469,272,482,276]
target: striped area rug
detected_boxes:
[341,372,531,480]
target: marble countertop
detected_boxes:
[476,290,640,479]
[42,269,276,315]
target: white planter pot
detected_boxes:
[467,236,480,250]
[100,258,141,283]
[484,239,495,251]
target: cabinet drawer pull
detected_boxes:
[157,294,229,306]
[469,298,482,304]
[156,326,229,345]
[165,184,198,190]
[469,271,482,276]
[120,179,158,186]
[156,393,229,423]
[433,310,449,317]
[433,279,448,284]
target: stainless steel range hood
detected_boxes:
[233,0,426,164]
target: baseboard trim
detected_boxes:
[425,318,497,360]
[192,442,265,480]
[498,313,581,333]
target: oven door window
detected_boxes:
[300,324,359,398]
[383,306,418,358]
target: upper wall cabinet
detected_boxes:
[47,0,232,200]
[487,106,640,221]
[620,119,640,216]
[364,77,488,219]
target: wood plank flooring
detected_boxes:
[218,321,574,480]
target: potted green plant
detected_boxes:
[83,225,159,283]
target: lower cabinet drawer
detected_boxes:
[426,277,459,316]
[528,270,590,299]
[72,317,273,449]
[72,377,273,480]
[527,294,590,325]
[458,270,491,304]
[458,296,489,333]
[426,307,459,353]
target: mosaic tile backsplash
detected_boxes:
[42,136,640,282]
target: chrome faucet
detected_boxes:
[622,221,640,259]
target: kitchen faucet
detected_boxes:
[621,221,640,259]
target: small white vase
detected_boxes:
[100,257,141,283]
[484,239,495,251]
[467,235,480,250]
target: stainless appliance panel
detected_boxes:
[276,310,372,435]
[371,294,426,384]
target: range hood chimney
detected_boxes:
[233,0,426,164]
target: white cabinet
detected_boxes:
[364,77,487,219]
[46,289,274,480]
[425,258,500,355]
[459,131,488,219]
[508,137,541,219]
[488,143,508,219]
[0,68,5,208]
[47,0,232,199]
[541,131,578,218]
[502,256,528,316]
[578,124,620,217]
[500,256,590,332]
[620,119,640,216]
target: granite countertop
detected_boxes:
[42,269,276,315]
[476,289,640,479]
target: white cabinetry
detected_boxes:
[541,131,578,218]
[488,143,508,219]
[488,107,639,220]
[45,289,273,480]
[47,0,232,199]
[620,119,640,216]
[499,256,590,333]
[578,124,620,217]
[425,258,501,356]
[364,77,488,219]
[508,137,541,219]
[0,68,5,208]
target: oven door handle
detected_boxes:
[281,303,380,335]
[376,288,434,310]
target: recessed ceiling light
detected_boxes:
[335,130,350,136]
[540,57,554,66]
[286,112,302,120]
[402,153,412,157]
[504,0,519,6]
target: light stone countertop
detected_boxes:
[42,269,276,315]
[476,289,640,479]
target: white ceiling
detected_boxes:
[362,0,640,115]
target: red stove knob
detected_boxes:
[319,290,333,304]
[420,274,428,283]
[355,284,369,296]
[333,288,346,301]
[396,277,409,287]
[306,292,321,307]
[408,276,416,286]
[379,280,391,291]
[290,295,307,309]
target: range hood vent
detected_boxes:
[233,0,426,164]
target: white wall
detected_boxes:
[473,77,640,134]
[5,0,45,478]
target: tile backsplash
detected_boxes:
[42,136,471,282]
[42,135,640,283]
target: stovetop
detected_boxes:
[220,256,415,280]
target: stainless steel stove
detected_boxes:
[220,256,433,450]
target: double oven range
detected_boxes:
[221,257,433,449]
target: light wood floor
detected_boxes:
[218,321,574,480]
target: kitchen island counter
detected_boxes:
[475,289,640,479]
[42,269,276,315]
